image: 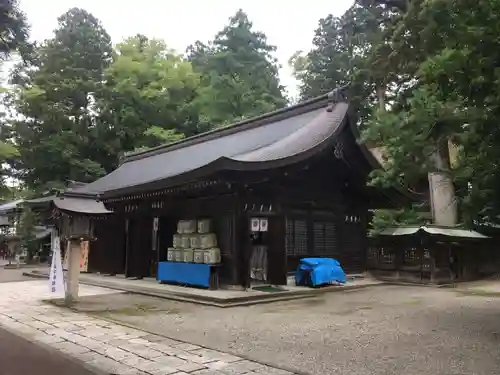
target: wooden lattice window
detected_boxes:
[422,248,432,270]
[313,220,337,257]
[404,247,421,265]
[286,218,308,255]
[379,248,394,264]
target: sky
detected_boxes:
[17,0,354,98]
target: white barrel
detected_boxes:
[189,234,201,249]
[173,234,182,248]
[180,236,191,249]
[193,249,205,263]
[178,220,197,234]
[199,233,217,249]
[203,248,221,264]
[197,219,212,234]
[183,248,194,262]
[167,248,175,262]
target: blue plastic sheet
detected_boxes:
[295,258,347,287]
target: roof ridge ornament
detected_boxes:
[326,84,350,112]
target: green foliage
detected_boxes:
[361,0,500,224]
[187,9,287,128]
[363,85,470,189]
[0,0,29,62]
[8,8,113,192]
[370,207,427,233]
[100,34,200,157]
[4,8,287,193]
[128,126,185,154]
[143,126,185,147]
[291,2,401,122]
[292,0,500,226]
[17,206,38,260]
[0,0,29,199]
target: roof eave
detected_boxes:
[97,103,351,199]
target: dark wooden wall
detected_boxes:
[126,216,153,278]
[89,216,126,274]
[88,125,380,284]
[95,192,241,283]
[281,209,367,275]
[158,216,177,262]
[340,211,368,273]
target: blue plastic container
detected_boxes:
[295,257,347,287]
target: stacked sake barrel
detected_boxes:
[167,219,221,264]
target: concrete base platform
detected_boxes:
[23,270,384,307]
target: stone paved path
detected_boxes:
[0,326,98,375]
[0,280,295,375]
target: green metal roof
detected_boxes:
[377,225,488,239]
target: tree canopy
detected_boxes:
[0,0,30,201]
[0,0,29,62]
[3,9,286,193]
[187,9,287,128]
[290,0,500,228]
[2,2,500,229]
[7,8,113,192]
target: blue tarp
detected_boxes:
[295,258,347,287]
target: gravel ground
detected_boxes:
[85,285,500,375]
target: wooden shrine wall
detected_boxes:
[89,216,126,275]
[100,192,241,283]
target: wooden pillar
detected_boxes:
[228,210,242,287]
[234,190,249,288]
[268,214,286,285]
[429,248,436,283]
[238,212,250,288]
[125,218,131,278]
[394,246,402,280]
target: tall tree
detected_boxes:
[363,0,500,225]
[99,35,201,155]
[0,0,29,62]
[187,9,287,128]
[293,0,461,227]
[8,8,113,192]
[0,0,30,201]
[291,2,403,122]
[304,0,500,226]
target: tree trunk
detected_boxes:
[428,138,458,226]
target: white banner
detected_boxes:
[49,235,65,295]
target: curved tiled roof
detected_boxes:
[73,93,351,197]
[52,196,112,215]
